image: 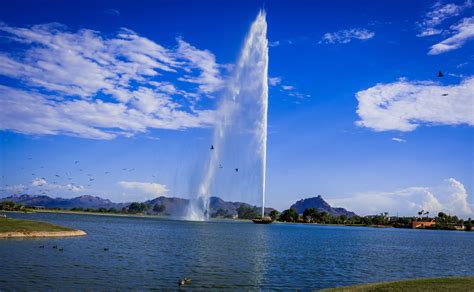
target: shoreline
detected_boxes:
[4,210,471,232]
[0,229,87,238]
[320,276,474,291]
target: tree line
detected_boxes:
[268,208,473,231]
[0,201,167,215]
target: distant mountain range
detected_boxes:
[0,194,274,217]
[0,194,128,210]
[1,194,355,218]
[290,195,356,217]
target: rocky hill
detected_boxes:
[290,195,356,217]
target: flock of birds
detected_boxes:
[38,243,191,287]
[438,71,450,96]
[38,244,109,253]
[0,143,241,197]
[210,144,239,173]
[0,156,159,196]
[0,71,448,195]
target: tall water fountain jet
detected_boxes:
[186,11,268,221]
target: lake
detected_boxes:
[1,212,473,290]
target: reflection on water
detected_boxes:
[1,212,473,290]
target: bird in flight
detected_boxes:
[438,71,444,77]
[210,145,214,150]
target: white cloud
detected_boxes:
[428,16,474,55]
[0,85,215,139]
[0,22,222,139]
[328,178,473,218]
[30,177,84,193]
[1,184,27,194]
[118,181,168,196]
[391,137,406,143]
[269,40,280,47]
[416,1,470,37]
[268,76,282,86]
[320,28,374,44]
[356,76,474,132]
[32,177,47,187]
[268,39,297,47]
[67,183,84,192]
[104,9,120,16]
[176,38,223,94]
[268,76,310,100]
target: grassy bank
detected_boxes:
[321,277,474,291]
[0,217,75,232]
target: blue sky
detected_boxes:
[0,0,473,217]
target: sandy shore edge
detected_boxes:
[0,230,86,238]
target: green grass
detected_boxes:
[0,217,75,233]
[320,277,474,292]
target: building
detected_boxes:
[411,220,436,229]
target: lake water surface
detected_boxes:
[1,212,473,290]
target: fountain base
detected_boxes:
[252,216,273,224]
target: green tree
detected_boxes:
[303,208,318,223]
[269,210,280,221]
[316,211,331,224]
[279,208,299,222]
[153,204,166,213]
[236,205,260,219]
[128,202,149,214]
[0,201,26,211]
[338,214,348,224]
[212,208,229,218]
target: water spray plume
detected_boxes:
[186,10,268,221]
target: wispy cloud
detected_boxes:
[416,0,472,37]
[32,177,47,187]
[118,181,168,195]
[268,36,311,48]
[428,16,474,55]
[0,22,223,139]
[268,76,282,86]
[268,39,295,47]
[355,77,474,132]
[320,28,374,44]
[30,178,84,192]
[416,1,474,54]
[104,9,120,16]
[268,76,310,100]
[176,37,223,94]
[281,85,294,91]
[328,178,473,218]
[391,137,406,143]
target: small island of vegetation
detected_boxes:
[0,216,86,238]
